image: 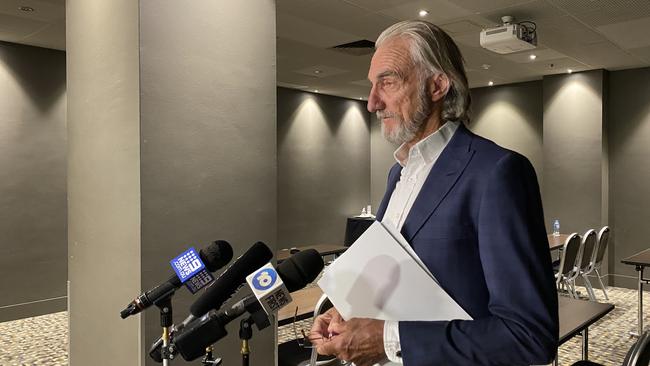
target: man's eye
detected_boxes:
[380,80,395,89]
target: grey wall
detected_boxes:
[0,42,67,322]
[542,70,606,235]
[609,67,650,288]
[67,0,142,364]
[139,1,277,365]
[470,81,544,184]
[278,87,370,247]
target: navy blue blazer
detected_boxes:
[376,124,558,365]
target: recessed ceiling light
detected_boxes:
[18,6,35,12]
[488,81,494,86]
[481,64,491,70]
[567,69,573,74]
[314,89,319,93]
[358,97,363,100]
[314,70,322,74]
[419,10,429,17]
[529,54,537,60]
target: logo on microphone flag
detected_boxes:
[170,247,206,283]
[251,267,278,290]
[246,263,292,314]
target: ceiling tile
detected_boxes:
[481,0,567,25]
[21,20,65,50]
[278,0,369,24]
[378,0,473,23]
[444,0,536,14]
[294,64,351,78]
[521,56,588,74]
[0,14,47,37]
[277,81,310,90]
[277,12,359,48]
[628,46,650,63]
[548,0,650,26]
[0,0,64,22]
[503,47,567,63]
[331,12,399,41]
[534,15,605,46]
[440,20,484,34]
[569,41,648,70]
[343,0,421,12]
[596,16,650,49]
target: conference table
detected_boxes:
[549,233,569,251]
[279,289,614,363]
[621,248,650,337]
[276,244,348,263]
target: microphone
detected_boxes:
[148,241,275,362]
[172,249,324,361]
[189,241,274,318]
[120,240,233,319]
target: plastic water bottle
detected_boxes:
[552,219,560,236]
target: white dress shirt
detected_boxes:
[381,120,459,363]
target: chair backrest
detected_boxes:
[580,229,598,270]
[558,233,582,279]
[313,293,333,318]
[623,330,650,366]
[594,226,610,267]
[308,294,336,366]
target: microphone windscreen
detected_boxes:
[190,241,273,317]
[277,249,324,292]
[200,240,233,272]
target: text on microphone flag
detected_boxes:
[170,247,206,283]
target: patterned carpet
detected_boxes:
[0,286,645,365]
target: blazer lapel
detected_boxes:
[376,163,402,221]
[401,124,475,242]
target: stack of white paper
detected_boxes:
[318,221,471,322]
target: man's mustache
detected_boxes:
[376,112,399,120]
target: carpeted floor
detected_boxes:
[0,286,645,365]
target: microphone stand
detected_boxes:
[202,346,222,365]
[239,317,254,366]
[155,295,175,366]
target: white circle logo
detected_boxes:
[253,268,277,290]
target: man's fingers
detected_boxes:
[316,337,340,356]
[327,317,347,334]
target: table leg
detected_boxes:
[582,328,588,360]
[639,266,644,337]
[630,266,644,337]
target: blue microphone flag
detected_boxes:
[170,247,206,283]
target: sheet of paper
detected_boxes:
[318,221,472,322]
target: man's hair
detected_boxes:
[376,20,471,124]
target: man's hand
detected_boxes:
[309,307,386,366]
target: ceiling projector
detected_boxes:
[480,16,537,54]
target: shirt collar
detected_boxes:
[393,120,460,167]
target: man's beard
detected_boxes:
[378,85,432,145]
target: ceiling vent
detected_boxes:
[330,40,375,56]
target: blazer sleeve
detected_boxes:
[398,152,559,366]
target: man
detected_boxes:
[310,20,558,366]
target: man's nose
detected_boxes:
[367,86,384,113]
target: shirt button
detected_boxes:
[408,176,416,183]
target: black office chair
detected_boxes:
[278,294,340,366]
[570,330,650,366]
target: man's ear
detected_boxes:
[429,74,450,103]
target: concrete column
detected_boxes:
[67,1,276,365]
